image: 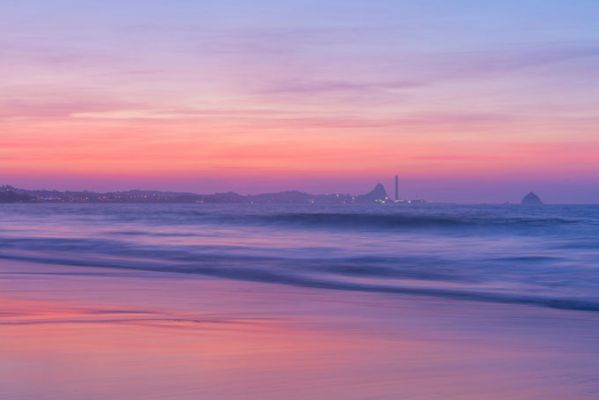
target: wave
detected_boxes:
[1,242,598,313]
[2,203,585,233]
[255,213,469,229]
[199,213,580,230]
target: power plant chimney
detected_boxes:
[394,175,399,201]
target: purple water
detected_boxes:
[1,203,599,311]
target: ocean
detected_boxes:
[1,203,599,311]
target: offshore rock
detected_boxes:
[521,192,543,205]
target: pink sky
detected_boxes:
[2,1,599,202]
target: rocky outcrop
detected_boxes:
[521,192,543,205]
[356,183,388,202]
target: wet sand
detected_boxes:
[1,260,598,400]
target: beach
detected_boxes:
[2,259,598,400]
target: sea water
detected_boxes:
[1,203,599,312]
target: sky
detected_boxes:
[1,0,599,203]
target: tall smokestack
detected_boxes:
[394,175,399,201]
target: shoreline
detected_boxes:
[1,260,599,399]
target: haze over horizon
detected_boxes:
[2,1,599,203]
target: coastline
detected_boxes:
[1,260,598,400]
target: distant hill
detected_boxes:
[0,183,394,205]
[357,183,388,203]
[0,186,31,203]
